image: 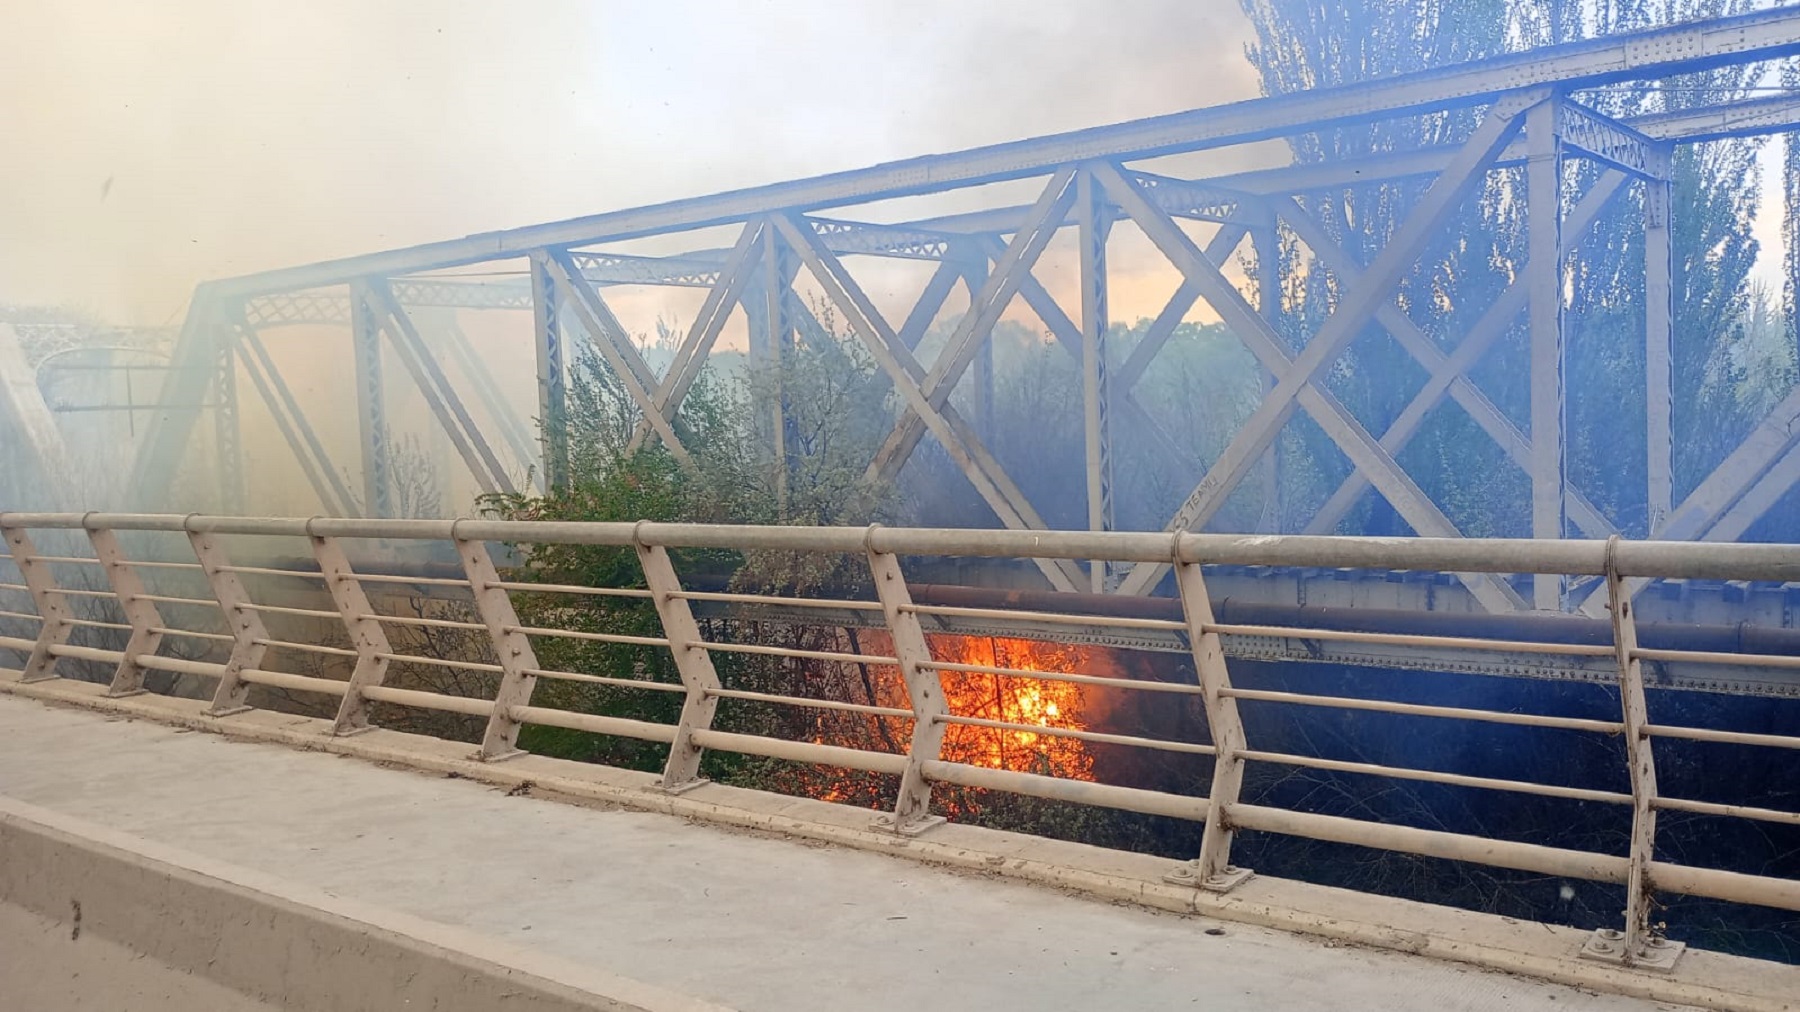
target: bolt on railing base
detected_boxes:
[1579,929,1684,971]
[1163,863,1254,893]
[205,704,253,719]
[871,812,945,837]
[655,777,711,796]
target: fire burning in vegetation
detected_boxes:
[929,635,1105,782]
[791,631,1115,809]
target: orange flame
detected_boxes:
[930,635,1100,782]
[779,632,1111,811]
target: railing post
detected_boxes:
[1583,538,1683,969]
[87,526,164,697]
[457,533,540,760]
[313,534,394,735]
[1166,550,1253,891]
[2,525,73,683]
[868,541,948,836]
[636,539,722,792]
[188,531,270,715]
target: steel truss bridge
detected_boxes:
[15,8,1800,617]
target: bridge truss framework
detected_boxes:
[85,8,1800,613]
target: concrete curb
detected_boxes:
[0,793,734,1012]
[5,675,1798,1011]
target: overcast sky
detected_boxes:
[0,1,1263,326]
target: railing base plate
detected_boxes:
[332,724,379,739]
[17,672,59,685]
[1164,864,1254,893]
[656,777,710,796]
[106,688,148,700]
[474,748,526,764]
[871,813,945,838]
[1579,929,1684,971]
[205,705,253,718]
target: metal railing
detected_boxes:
[2,512,1799,971]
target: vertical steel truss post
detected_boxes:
[1165,555,1253,891]
[87,527,164,697]
[212,336,246,514]
[760,222,799,510]
[188,531,269,716]
[542,250,691,465]
[1582,539,1683,970]
[314,534,394,735]
[530,253,570,490]
[1077,167,1116,591]
[1251,210,1282,534]
[636,542,723,792]
[1,526,73,683]
[360,281,515,496]
[1644,145,1676,537]
[1528,99,1569,609]
[350,280,393,517]
[458,534,540,760]
[960,258,996,439]
[868,544,948,836]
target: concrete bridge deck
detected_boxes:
[0,690,1721,1012]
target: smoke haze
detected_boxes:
[0,1,1260,325]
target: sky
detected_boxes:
[0,1,1264,327]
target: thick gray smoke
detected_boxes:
[0,0,1259,326]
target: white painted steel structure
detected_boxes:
[40,8,1794,610]
[1,512,1798,971]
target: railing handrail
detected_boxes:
[5,511,1800,581]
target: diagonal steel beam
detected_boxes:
[360,281,516,496]
[1098,163,1526,610]
[774,213,1083,591]
[427,313,538,472]
[1104,91,1540,566]
[852,253,970,450]
[869,167,1079,484]
[1698,440,1800,546]
[234,322,360,516]
[1283,172,1630,539]
[542,250,691,465]
[547,249,662,399]
[1576,385,1800,617]
[897,257,968,353]
[1007,260,1203,474]
[628,222,766,454]
[1112,225,1250,394]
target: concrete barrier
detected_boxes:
[0,797,731,1012]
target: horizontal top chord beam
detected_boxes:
[203,8,1800,299]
